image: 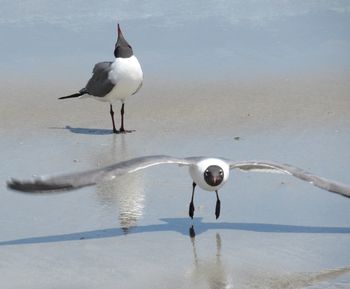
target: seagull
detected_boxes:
[59,24,143,134]
[7,155,350,219]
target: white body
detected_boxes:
[97,55,143,103]
[189,158,230,191]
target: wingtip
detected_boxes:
[6,179,13,188]
[6,178,34,193]
[6,177,76,193]
[6,178,24,192]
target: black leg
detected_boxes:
[110,104,118,134]
[119,103,125,132]
[119,103,134,133]
[215,190,221,219]
[189,182,196,219]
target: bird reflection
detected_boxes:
[93,135,145,232]
[189,225,233,289]
[187,226,350,289]
[96,173,145,232]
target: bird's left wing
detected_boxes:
[7,155,194,193]
[229,161,350,198]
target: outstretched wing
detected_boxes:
[7,155,194,193]
[229,161,350,198]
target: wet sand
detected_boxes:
[1,73,350,288]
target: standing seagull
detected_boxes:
[59,24,143,133]
[7,155,350,219]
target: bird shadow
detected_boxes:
[1,218,349,246]
[49,126,113,135]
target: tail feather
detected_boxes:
[59,91,87,100]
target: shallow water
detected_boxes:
[1,114,350,288]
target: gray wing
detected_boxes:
[83,62,115,97]
[7,155,194,193]
[229,161,350,198]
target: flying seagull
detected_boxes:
[7,155,350,219]
[59,24,143,134]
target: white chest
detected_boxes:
[106,56,143,102]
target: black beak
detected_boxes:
[212,176,222,186]
[117,23,123,37]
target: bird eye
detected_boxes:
[205,170,209,176]
[219,170,223,175]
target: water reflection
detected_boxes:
[187,225,350,289]
[189,225,233,289]
[97,173,145,231]
[92,135,145,231]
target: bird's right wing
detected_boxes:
[229,160,350,198]
[7,155,194,193]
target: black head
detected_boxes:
[204,165,224,187]
[114,24,133,58]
